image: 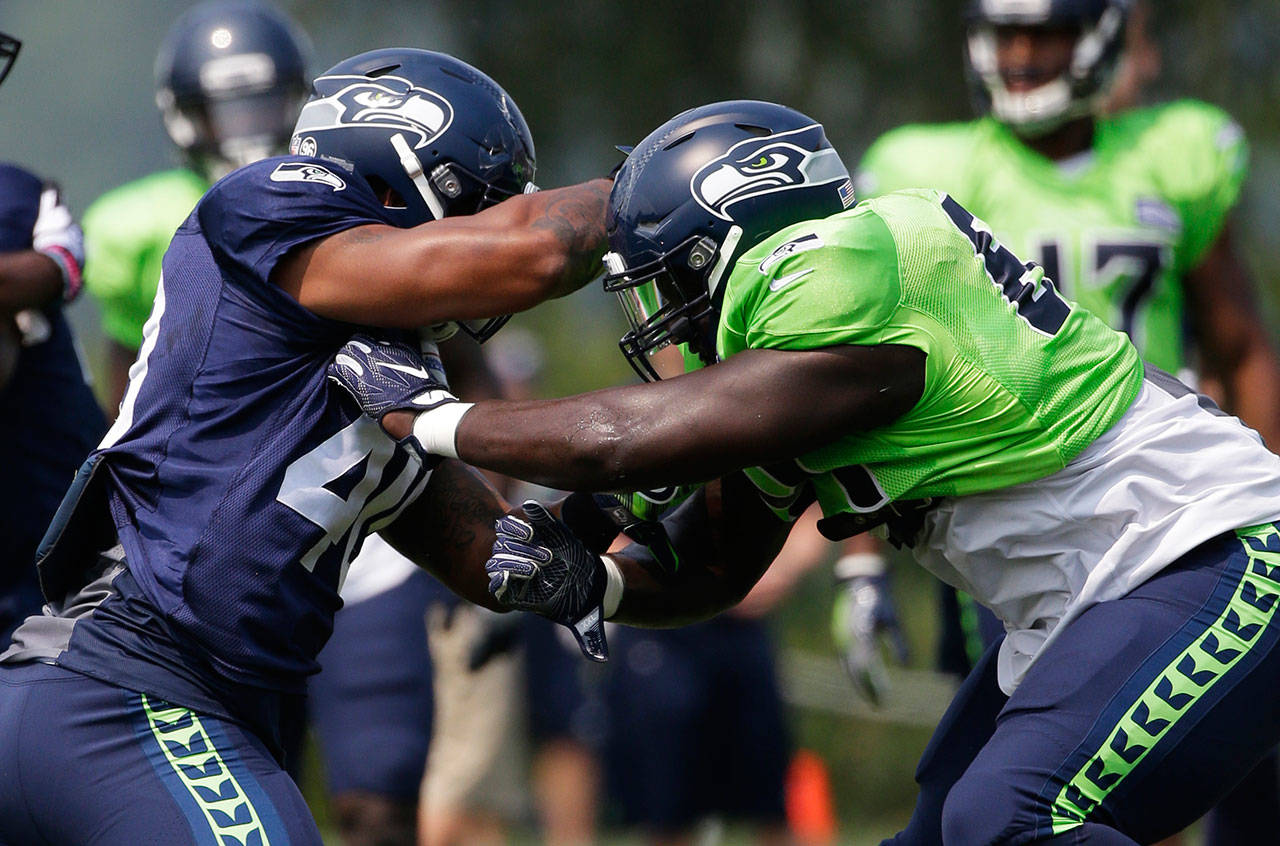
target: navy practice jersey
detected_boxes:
[62,157,430,695]
[0,164,105,602]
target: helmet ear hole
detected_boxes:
[365,175,406,209]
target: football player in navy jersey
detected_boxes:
[0,47,608,846]
[0,29,107,651]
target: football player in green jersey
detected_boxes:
[331,100,1280,845]
[856,0,1280,447]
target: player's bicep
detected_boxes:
[380,458,510,611]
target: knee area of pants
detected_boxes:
[940,774,1025,845]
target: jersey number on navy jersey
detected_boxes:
[278,417,425,588]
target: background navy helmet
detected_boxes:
[0,32,19,89]
[290,48,536,342]
[604,100,854,380]
[965,0,1130,135]
[155,1,311,179]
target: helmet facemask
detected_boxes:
[604,227,742,381]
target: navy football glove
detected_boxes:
[831,557,909,707]
[327,333,462,463]
[328,333,454,417]
[487,501,609,662]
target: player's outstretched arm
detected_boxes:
[1185,225,1280,448]
[379,457,510,613]
[401,343,926,492]
[273,179,611,329]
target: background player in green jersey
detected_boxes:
[331,100,1280,844]
[83,0,310,408]
[856,0,1280,447]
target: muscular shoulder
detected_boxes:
[855,120,987,200]
[1106,99,1247,204]
[719,205,903,354]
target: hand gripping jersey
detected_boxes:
[855,101,1247,375]
[0,164,105,615]
[83,168,210,349]
[4,157,432,730]
[722,189,1280,692]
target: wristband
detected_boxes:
[410,402,473,459]
[38,245,83,302]
[833,552,887,581]
[601,554,624,618]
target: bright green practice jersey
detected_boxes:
[716,189,1143,526]
[856,100,1247,374]
[83,169,210,348]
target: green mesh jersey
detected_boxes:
[716,189,1143,524]
[856,101,1247,374]
[83,169,210,348]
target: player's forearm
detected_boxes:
[379,458,509,612]
[1224,342,1280,449]
[509,178,612,300]
[607,477,790,627]
[0,250,62,311]
[279,179,610,329]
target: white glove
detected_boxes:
[31,184,84,302]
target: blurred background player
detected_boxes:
[0,28,106,649]
[420,328,606,846]
[855,0,1280,842]
[81,5,432,845]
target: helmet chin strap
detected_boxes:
[390,132,447,221]
[705,225,743,305]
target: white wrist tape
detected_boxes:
[410,402,473,459]
[833,552,887,581]
[601,554,624,619]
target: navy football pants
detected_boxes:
[887,525,1280,845]
[0,662,321,846]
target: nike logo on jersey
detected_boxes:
[768,268,814,292]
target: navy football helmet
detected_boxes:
[0,32,19,89]
[604,100,854,380]
[290,48,536,342]
[156,1,311,179]
[965,0,1130,135]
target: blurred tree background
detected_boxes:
[1,1,1276,841]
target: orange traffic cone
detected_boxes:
[786,748,838,845]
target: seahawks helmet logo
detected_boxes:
[690,124,849,221]
[292,74,454,150]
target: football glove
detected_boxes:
[31,183,84,302]
[327,333,459,460]
[831,554,909,707]
[487,501,610,662]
